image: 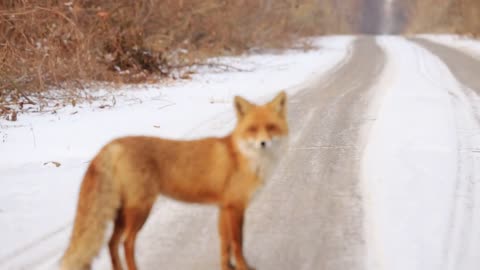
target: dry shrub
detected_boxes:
[456,0,480,36]
[404,0,453,33]
[405,0,480,35]
[0,0,356,113]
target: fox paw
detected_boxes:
[222,262,234,270]
[236,266,255,270]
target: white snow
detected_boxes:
[418,34,480,59]
[0,36,353,269]
[363,36,480,270]
[6,33,480,270]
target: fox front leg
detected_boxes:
[226,206,254,270]
[219,208,235,270]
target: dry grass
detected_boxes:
[457,0,480,35]
[406,0,480,35]
[0,0,357,117]
[404,0,453,33]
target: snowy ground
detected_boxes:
[3,34,480,270]
[419,34,480,59]
[363,35,480,270]
[0,36,353,269]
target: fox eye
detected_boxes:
[266,124,278,132]
[247,126,258,133]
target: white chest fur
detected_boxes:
[238,136,288,183]
[235,135,288,203]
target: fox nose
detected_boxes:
[260,141,267,148]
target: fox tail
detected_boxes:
[60,159,120,270]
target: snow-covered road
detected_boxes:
[363,36,480,270]
[2,35,480,270]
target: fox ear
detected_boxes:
[268,91,287,116]
[234,96,254,118]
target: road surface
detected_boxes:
[3,36,480,270]
[131,37,385,270]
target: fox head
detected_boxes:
[232,91,289,160]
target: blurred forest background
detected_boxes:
[405,0,480,34]
[1,0,479,113]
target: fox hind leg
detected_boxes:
[123,204,153,270]
[109,209,126,270]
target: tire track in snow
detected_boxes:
[411,38,480,270]
[364,36,458,270]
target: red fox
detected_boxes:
[60,92,289,270]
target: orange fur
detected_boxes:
[60,92,289,270]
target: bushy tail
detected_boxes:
[60,159,120,270]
